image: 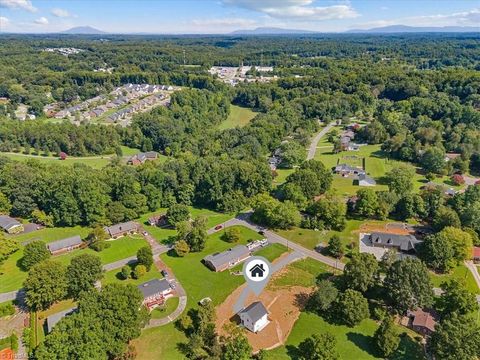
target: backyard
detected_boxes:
[0,228,148,293]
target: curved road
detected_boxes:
[306,121,336,160]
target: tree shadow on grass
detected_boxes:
[286,344,302,360]
[346,332,379,358]
[390,333,425,360]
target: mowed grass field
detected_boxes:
[0,146,146,169]
[133,226,290,359]
[0,227,148,293]
[314,139,465,196]
[266,258,425,360]
[217,105,257,130]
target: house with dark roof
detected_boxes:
[203,245,251,272]
[238,301,269,333]
[369,232,421,253]
[137,278,172,310]
[0,215,24,234]
[46,307,77,333]
[104,221,138,239]
[47,235,83,255]
[407,308,438,337]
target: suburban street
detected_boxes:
[210,212,345,272]
[306,121,336,160]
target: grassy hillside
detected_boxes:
[218,105,257,130]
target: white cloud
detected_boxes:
[353,7,480,29]
[0,16,10,29]
[34,16,48,25]
[222,0,359,21]
[192,17,257,28]
[51,8,70,18]
[0,0,36,12]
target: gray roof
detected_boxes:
[203,245,250,270]
[137,278,171,298]
[46,307,76,333]
[47,235,82,253]
[335,164,365,174]
[370,232,421,252]
[358,173,376,185]
[239,301,268,323]
[104,221,137,237]
[0,215,22,231]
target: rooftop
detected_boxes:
[0,215,22,230]
[203,245,250,269]
[104,221,137,237]
[47,235,82,253]
[239,301,268,323]
[137,278,171,298]
[370,232,421,252]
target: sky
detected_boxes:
[0,0,479,34]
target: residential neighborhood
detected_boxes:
[0,3,479,359]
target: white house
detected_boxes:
[238,301,269,333]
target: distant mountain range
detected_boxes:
[230,27,316,35]
[60,26,107,35]
[230,25,479,35]
[346,25,480,33]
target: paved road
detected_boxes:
[210,213,345,272]
[465,261,480,294]
[0,238,173,303]
[306,121,336,160]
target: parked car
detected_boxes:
[258,230,265,235]
[161,270,169,277]
[214,225,223,230]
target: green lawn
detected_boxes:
[255,243,289,262]
[0,152,113,169]
[270,258,332,289]
[265,313,425,360]
[277,219,364,250]
[0,231,148,293]
[273,168,295,187]
[137,207,233,245]
[430,264,479,293]
[217,105,257,130]
[151,297,180,319]
[133,226,278,359]
[102,266,163,287]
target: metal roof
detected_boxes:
[47,235,82,252]
[0,215,22,231]
[239,301,268,323]
[137,278,171,298]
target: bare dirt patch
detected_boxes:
[215,279,312,352]
[358,222,413,235]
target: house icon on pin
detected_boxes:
[249,264,265,278]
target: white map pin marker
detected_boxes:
[243,256,271,296]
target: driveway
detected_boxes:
[208,212,345,272]
[306,121,336,160]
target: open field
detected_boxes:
[265,313,425,360]
[133,226,289,359]
[315,140,465,196]
[0,229,148,293]
[217,105,257,130]
[0,146,167,169]
[151,297,180,319]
